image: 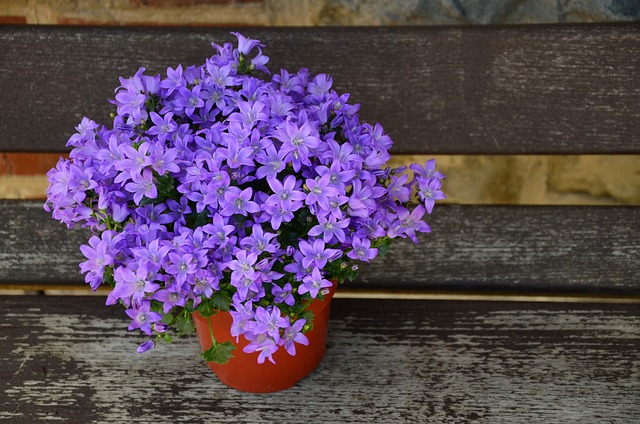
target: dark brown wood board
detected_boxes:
[2,201,638,294]
[1,24,639,154]
[1,296,638,423]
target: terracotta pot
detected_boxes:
[192,281,337,393]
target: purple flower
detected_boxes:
[255,145,286,179]
[391,205,432,243]
[146,112,177,142]
[387,174,411,203]
[298,239,341,270]
[44,32,446,361]
[326,194,349,220]
[175,86,205,117]
[149,144,180,175]
[305,175,339,212]
[114,90,147,122]
[231,273,262,303]
[228,100,268,128]
[126,301,162,336]
[222,187,260,216]
[165,252,198,284]
[125,169,157,205]
[306,73,332,102]
[281,319,308,356]
[206,62,235,87]
[116,142,152,182]
[67,117,99,148]
[203,214,235,245]
[323,139,362,169]
[271,282,295,306]
[316,162,355,188]
[243,333,278,365]
[79,234,115,290]
[275,119,320,171]
[240,224,278,255]
[411,159,446,181]
[135,203,175,225]
[160,64,184,94]
[267,175,306,209]
[308,215,350,243]
[136,340,156,354]
[347,236,378,262]
[232,32,262,55]
[347,179,382,218]
[153,283,187,313]
[300,268,333,298]
[193,269,220,297]
[218,138,254,169]
[263,202,295,230]
[283,249,313,280]
[417,177,446,214]
[228,250,258,283]
[107,265,160,306]
[254,306,289,340]
[230,301,256,341]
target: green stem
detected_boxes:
[207,316,216,349]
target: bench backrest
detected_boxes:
[1,24,638,295]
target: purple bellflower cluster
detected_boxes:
[45,33,445,365]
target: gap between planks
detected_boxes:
[1,287,639,304]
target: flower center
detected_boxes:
[269,160,281,169]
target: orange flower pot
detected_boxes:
[192,281,337,393]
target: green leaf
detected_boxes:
[197,299,216,318]
[201,341,236,364]
[161,313,174,325]
[175,314,195,335]
[210,292,231,312]
[300,309,315,332]
[186,210,210,228]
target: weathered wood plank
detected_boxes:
[1,296,638,423]
[1,24,639,154]
[1,201,638,294]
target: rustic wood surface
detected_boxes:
[3,201,638,294]
[1,24,639,154]
[1,296,638,423]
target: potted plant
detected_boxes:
[44,32,445,392]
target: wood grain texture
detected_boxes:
[1,296,638,423]
[1,24,639,154]
[2,200,639,294]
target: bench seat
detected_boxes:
[1,23,639,423]
[2,296,639,422]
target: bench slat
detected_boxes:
[2,201,638,294]
[1,24,639,154]
[1,296,638,422]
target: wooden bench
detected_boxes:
[1,24,639,422]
